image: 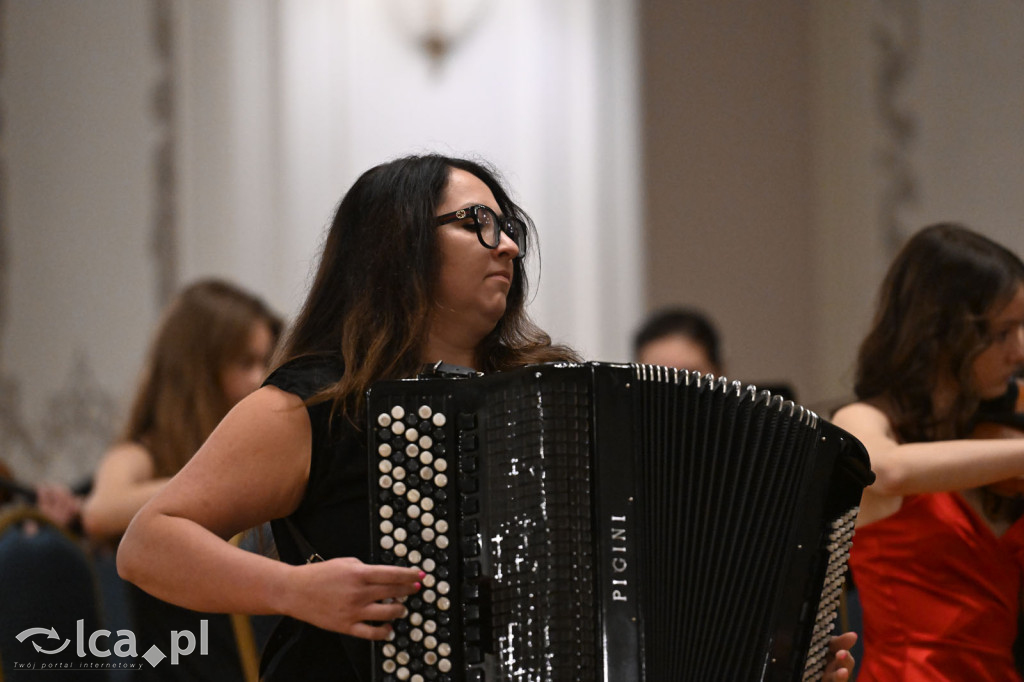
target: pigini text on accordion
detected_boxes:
[366,362,874,682]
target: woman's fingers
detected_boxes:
[348,621,398,641]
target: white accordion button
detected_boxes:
[422,558,436,573]
[393,466,406,481]
[437,597,451,611]
[423,573,436,588]
[419,451,434,465]
[379,460,393,474]
[419,435,433,450]
[432,412,446,427]
[377,413,392,427]
[408,550,422,564]
[379,520,394,534]
[397,666,410,680]
[434,473,448,488]
[397,651,410,665]
[422,589,436,603]
[420,512,435,527]
[420,467,434,480]
[410,612,423,626]
[410,628,423,642]
[378,475,393,489]
[391,405,405,420]
[438,659,452,673]
[393,527,407,542]
[438,643,451,657]
[435,535,449,550]
[405,443,419,457]
[437,581,450,595]
[435,519,448,533]
[393,481,407,496]
[380,505,394,519]
[418,405,432,419]
[405,428,419,442]
[383,643,397,658]
[407,504,421,519]
[434,458,448,473]
[424,620,437,634]
[391,420,405,435]
[383,659,397,673]
[421,528,435,543]
[380,536,395,550]
[378,443,392,457]
[424,650,438,663]
[407,488,421,503]
[421,498,435,512]
[394,543,408,557]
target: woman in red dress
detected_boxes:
[834,223,1024,681]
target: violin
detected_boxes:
[972,378,1024,498]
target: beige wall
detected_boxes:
[640,1,818,401]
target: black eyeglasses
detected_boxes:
[435,204,526,258]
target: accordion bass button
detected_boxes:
[432,412,446,427]
[391,405,406,420]
[378,413,392,427]
[418,405,432,419]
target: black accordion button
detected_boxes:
[457,412,477,430]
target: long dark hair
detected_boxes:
[122,279,283,476]
[275,154,579,422]
[854,223,1024,442]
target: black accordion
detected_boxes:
[366,362,873,682]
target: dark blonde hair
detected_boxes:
[855,223,1024,442]
[275,154,579,422]
[121,279,282,476]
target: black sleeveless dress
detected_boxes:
[259,355,373,681]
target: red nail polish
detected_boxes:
[418,570,426,579]
[414,582,421,590]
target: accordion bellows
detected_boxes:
[367,362,874,682]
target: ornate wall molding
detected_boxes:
[152,0,179,307]
[873,0,920,256]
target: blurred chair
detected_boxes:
[0,506,108,680]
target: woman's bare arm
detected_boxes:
[833,401,1024,526]
[117,385,421,638]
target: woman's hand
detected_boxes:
[821,631,857,682]
[283,558,424,639]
